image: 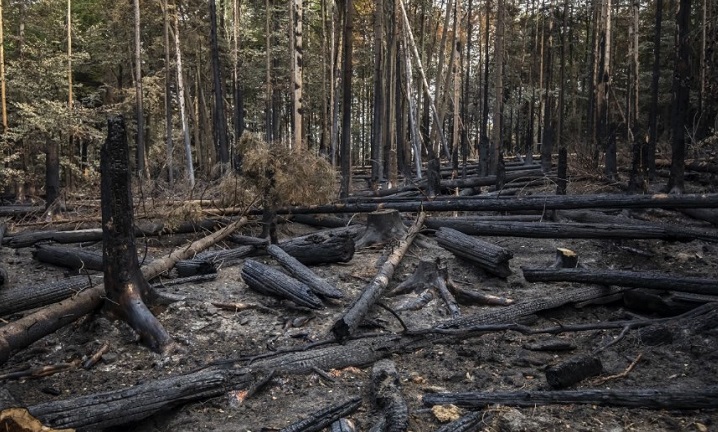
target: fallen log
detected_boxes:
[267,244,344,298]
[422,387,718,410]
[435,411,485,432]
[175,245,255,277]
[331,213,426,341]
[241,259,324,309]
[268,193,718,215]
[280,397,362,432]
[330,418,357,432]
[521,268,718,296]
[0,275,103,317]
[278,229,355,265]
[291,214,354,229]
[0,206,43,218]
[0,217,248,366]
[425,219,718,242]
[32,244,104,272]
[371,359,408,432]
[434,227,513,278]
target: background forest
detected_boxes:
[0,0,715,204]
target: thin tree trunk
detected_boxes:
[401,33,423,178]
[490,0,504,174]
[371,0,384,183]
[0,0,6,133]
[209,0,229,167]
[479,0,491,176]
[172,5,194,187]
[133,0,146,178]
[291,0,303,151]
[667,0,692,194]
[232,0,245,150]
[339,0,353,198]
[163,0,173,186]
[265,0,273,142]
[645,0,662,181]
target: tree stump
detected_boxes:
[101,116,173,353]
[355,210,407,249]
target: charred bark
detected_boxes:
[241,259,324,309]
[371,359,408,432]
[332,213,425,341]
[101,116,173,353]
[522,268,718,296]
[423,387,718,410]
[270,193,718,215]
[425,220,718,243]
[355,210,407,248]
[434,227,513,278]
[544,355,603,389]
[32,245,103,272]
[0,275,102,317]
[279,230,355,265]
[280,397,362,432]
[267,244,344,298]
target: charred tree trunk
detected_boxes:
[101,116,173,353]
[434,227,512,278]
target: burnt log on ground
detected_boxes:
[680,208,718,226]
[0,215,248,366]
[422,387,718,410]
[0,275,103,317]
[435,411,485,432]
[371,359,408,432]
[435,228,513,278]
[174,246,255,277]
[101,116,173,353]
[389,260,439,296]
[280,397,362,432]
[278,229,355,265]
[331,213,426,341]
[3,219,225,248]
[355,210,407,248]
[0,206,43,218]
[291,214,354,229]
[268,193,718,215]
[267,244,344,298]
[425,219,718,242]
[544,355,603,389]
[521,268,718,296]
[32,245,104,272]
[241,259,324,309]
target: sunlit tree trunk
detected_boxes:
[290,0,303,151]
[173,5,194,187]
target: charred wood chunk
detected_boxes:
[0,275,102,316]
[389,260,439,296]
[174,259,218,278]
[267,244,343,298]
[279,230,355,265]
[435,227,512,278]
[372,359,409,432]
[544,355,603,389]
[435,411,485,432]
[32,245,104,272]
[279,397,362,432]
[0,267,6,287]
[241,259,324,309]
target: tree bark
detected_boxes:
[434,227,513,278]
[331,212,425,340]
[101,116,173,353]
[645,0,663,181]
[424,219,718,243]
[270,193,718,215]
[241,259,324,309]
[267,244,344,298]
[133,0,146,178]
[423,387,718,410]
[278,229,355,265]
[209,0,229,167]
[171,5,195,186]
[522,267,718,296]
[339,0,353,198]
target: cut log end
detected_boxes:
[551,248,579,269]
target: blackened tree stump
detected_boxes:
[101,116,173,353]
[355,210,407,249]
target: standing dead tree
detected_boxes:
[100,116,173,353]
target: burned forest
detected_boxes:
[1,0,718,430]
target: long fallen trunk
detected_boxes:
[268,193,718,215]
[522,268,718,296]
[422,387,718,410]
[425,219,718,242]
[331,213,426,341]
[32,245,104,272]
[241,259,325,309]
[0,217,248,366]
[0,275,103,317]
[267,244,344,298]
